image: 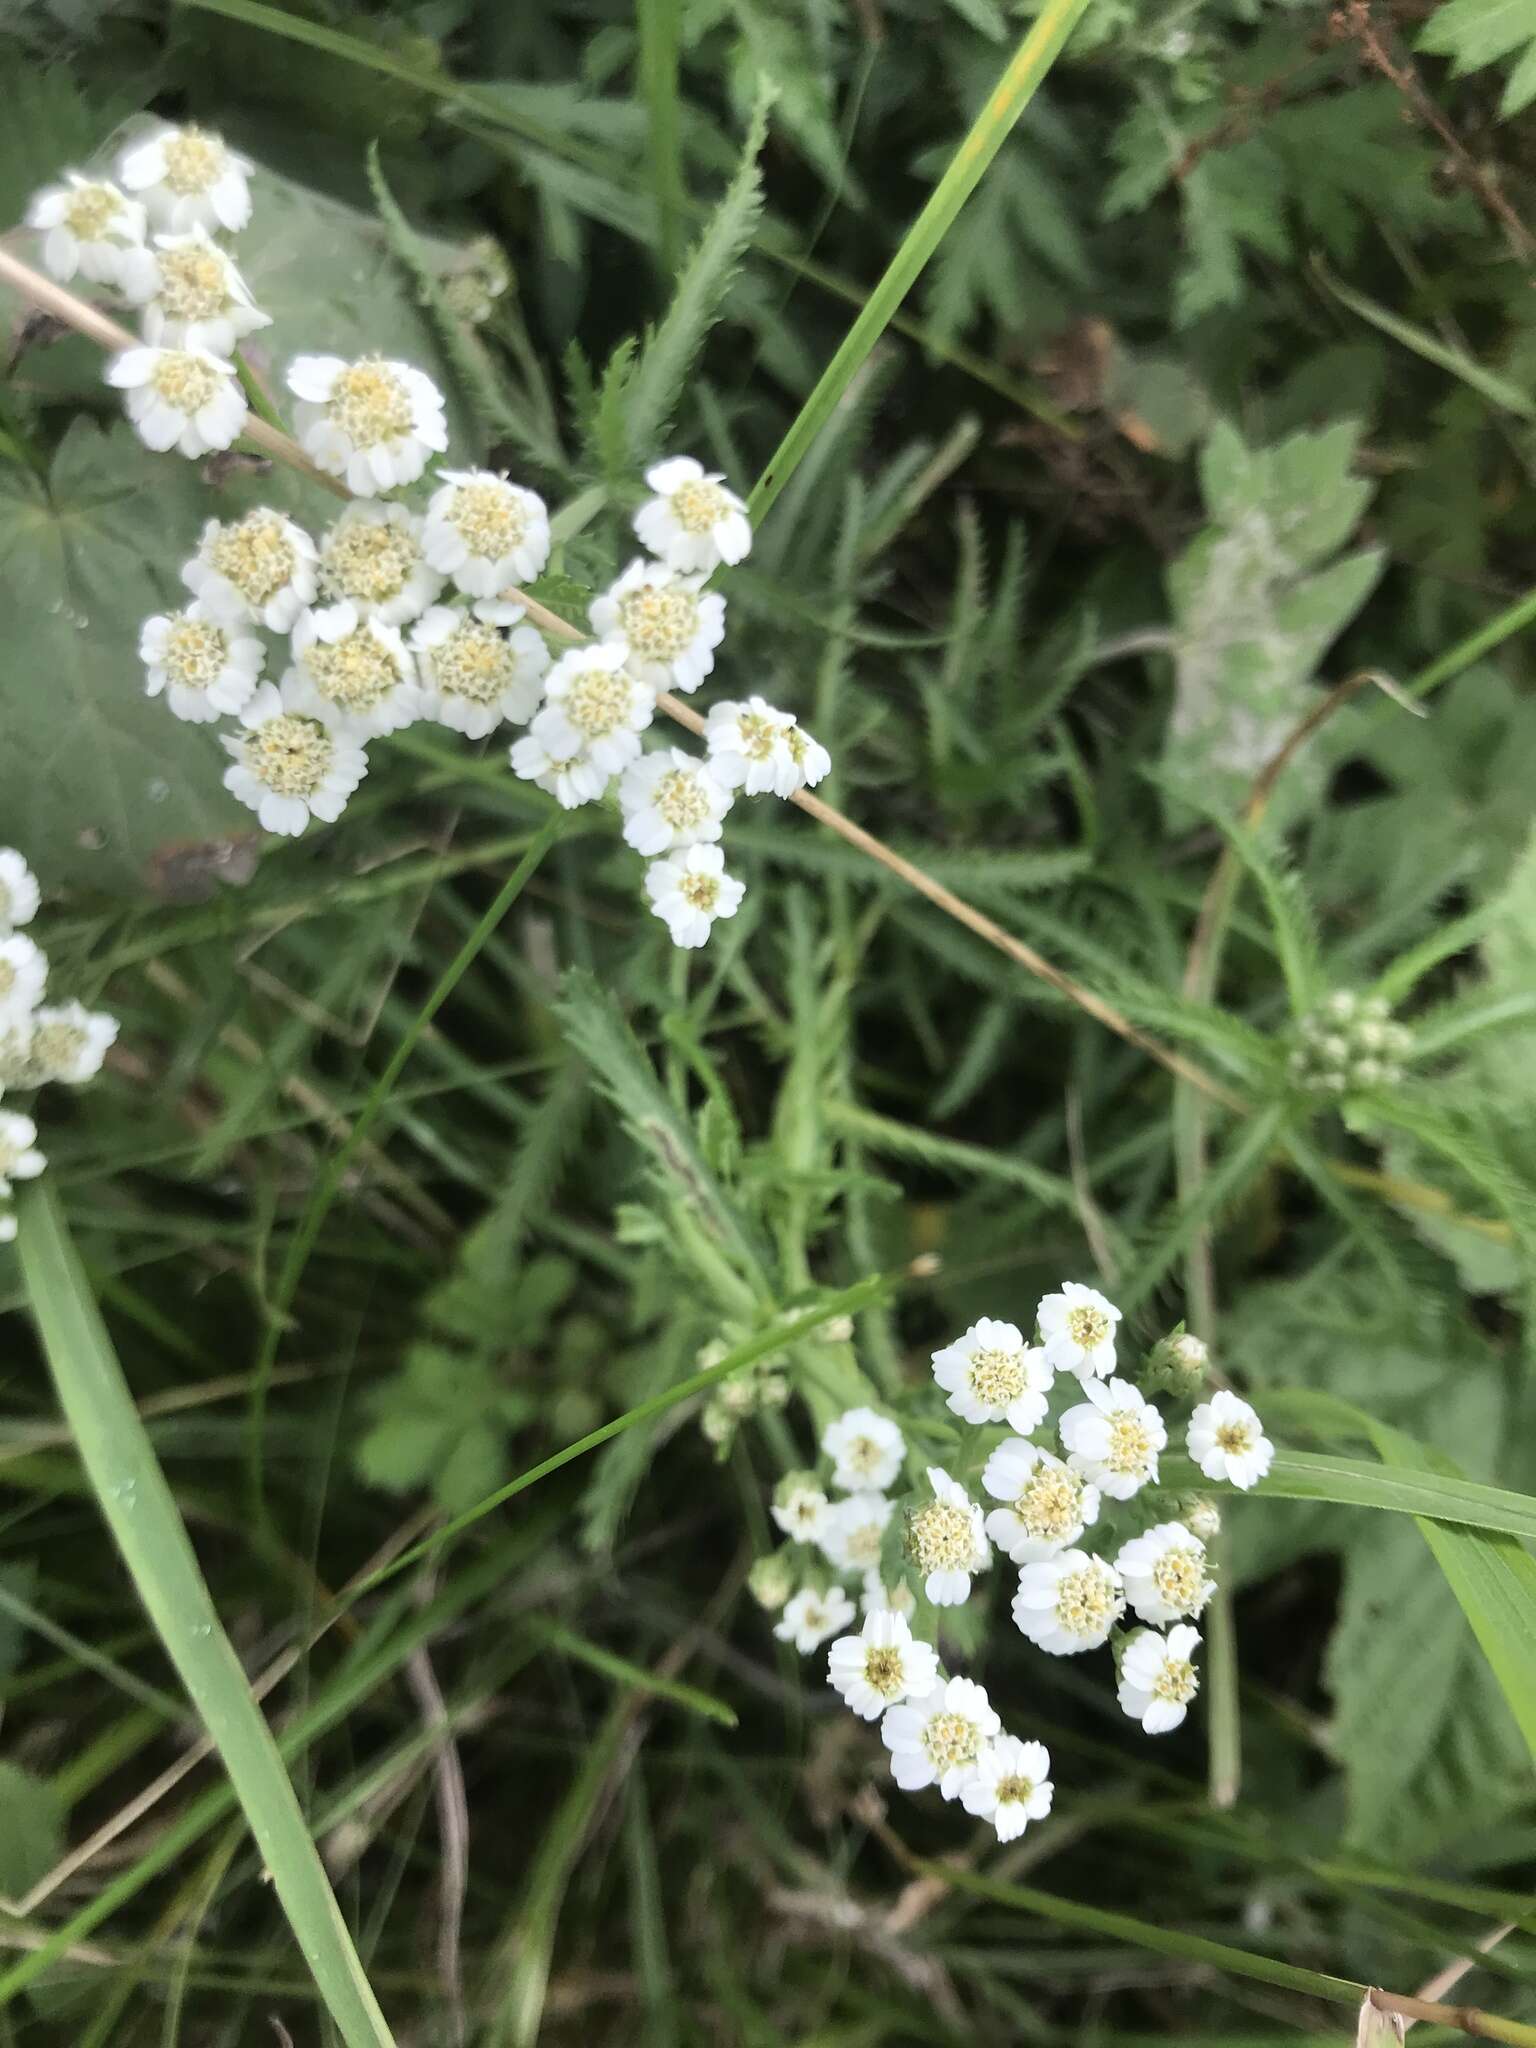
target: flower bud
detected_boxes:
[1143,1327,1209,1395]
[748,1550,796,1612]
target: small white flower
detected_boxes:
[906,1467,990,1607]
[411,602,550,738]
[774,1583,855,1655]
[539,642,655,782]
[633,456,752,574]
[619,748,733,856]
[28,173,148,289]
[881,1676,1000,1799]
[960,1736,1054,1841]
[1187,1391,1273,1491]
[0,936,48,1029]
[316,502,442,626]
[1012,1549,1124,1655]
[11,1002,119,1086]
[1118,1623,1202,1734]
[182,509,317,633]
[0,852,40,937]
[982,1439,1099,1563]
[0,1110,46,1200]
[861,1571,916,1620]
[818,1491,894,1575]
[139,604,264,724]
[931,1316,1053,1433]
[827,1609,939,1720]
[705,696,831,798]
[509,711,610,810]
[119,124,254,233]
[645,845,745,950]
[221,679,369,838]
[771,1477,831,1544]
[128,227,270,355]
[1115,1521,1215,1626]
[289,603,421,738]
[287,355,448,496]
[1037,1281,1121,1380]
[590,557,726,692]
[106,345,245,459]
[1059,1377,1166,1501]
[423,470,550,596]
[822,1408,905,1493]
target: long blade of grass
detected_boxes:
[1166,1445,1536,1540]
[13,1180,396,2048]
[637,0,686,276]
[1316,260,1536,420]
[748,0,1093,520]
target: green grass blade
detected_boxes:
[637,0,686,275]
[13,1180,396,2048]
[748,0,1092,520]
[1167,1444,1536,1539]
[1317,260,1536,420]
[537,1621,738,1726]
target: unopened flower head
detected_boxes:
[931,1316,1053,1433]
[982,1439,1100,1563]
[1038,1281,1121,1380]
[960,1736,1054,1841]
[509,710,610,810]
[288,355,448,496]
[3,1002,118,1088]
[1013,1548,1124,1655]
[0,852,40,938]
[1118,1623,1201,1733]
[317,502,442,626]
[1115,1521,1215,1625]
[0,936,48,1029]
[827,1609,939,1720]
[0,1111,46,1200]
[1187,1390,1273,1490]
[183,510,317,633]
[705,696,830,799]
[590,558,726,692]
[540,642,655,777]
[28,173,149,289]
[881,1675,999,1799]
[1059,1377,1166,1500]
[633,456,751,575]
[645,844,745,950]
[1144,1328,1210,1395]
[906,1467,990,1607]
[119,124,253,233]
[423,470,550,596]
[411,602,549,739]
[620,748,733,856]
[140,604,264,724]
[222,679,368,838]
[129,227,269,356]
[107,346,245,459]
[774,1583,855,1655]
[1183,1497,1222,1542]
[289,603,420,738]
[771,1472,831,1545]
[822,1408,905,1494]
[748,1550,796,1612]
[819,1491,894,1575]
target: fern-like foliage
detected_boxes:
[1420,0,1536,117]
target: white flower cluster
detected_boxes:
[0,850,119,1241]
[747,1279,1275,1839]
[1288,991,1413,1096]
[30,138,831,947]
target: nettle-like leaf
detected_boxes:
[1160,419,1382,820]
[1420,0,1536,118]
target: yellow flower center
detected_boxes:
[863,1647,907,1697]
[678,870,720,912]
[617,583,699,662]
[162,128,225,196]
[1014,1466,1086,1543]
[1054,1563,1117,1637]
[428,619,516,705]
[908,1499,976,1576]
[843,1519,884,1567]
[1066,1304,1110,1349]
[450,481,526,559]
[29,1019,86,1074]
[304,627,404,713]
[994,1774,1034,1806]
[156,245,230,321]
[244,714,334,797]
[1105,1412,1155,1476]
[564,665,634,738]
[65,183,123,239]
[966,1345,1025,1408]
[329,361,413,448]
[321,515,419,606]
[844,1434,886,1478]
[1215,1421,1254,1456]
[162,615,229,690]
[151,351,223,412]
[735,710,780,761]
[209,514,297,606]
[653,768,711,831]
[921,1710,981,1774]
[1151,1549,1207,1614]
[783,1494,821,1534]
[670,477,731,534]
[0,964,14,997]
[1152,1656,1198,1705]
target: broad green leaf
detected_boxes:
[0,1763,62,1896]
[1420,0,1536,117]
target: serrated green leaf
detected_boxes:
[1420,0,1536,116]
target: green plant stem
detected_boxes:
[14,1180,397,2048]
[637,0,685,276]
